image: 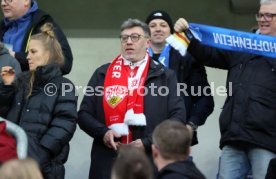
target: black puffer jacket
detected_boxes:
[78,59,186,179]
[0,64,77,179]
[188,39,276,153]
[0,8,73,75]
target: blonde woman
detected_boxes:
[0,23,77,179]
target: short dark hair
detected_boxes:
[112,145,153,179]
[152,120,191,160]
[120,18,150,38]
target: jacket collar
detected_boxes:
[146,58,166,80]
[33,64,62,86]
[158,160,205,178]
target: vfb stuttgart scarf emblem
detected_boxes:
[105,85,128,108]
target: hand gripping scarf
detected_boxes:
[103,54,150,143]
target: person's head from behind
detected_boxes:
[146,10,174,46]
[27,22,64,71]
[0,158,43,179]
[257,0,276,36]
[152,120,192,170]
[120,18,150,63]
[111,145,153,179]
[1,0,32,20]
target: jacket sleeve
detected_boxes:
[0,83,16,117]
[188,39,233,70]
[39,80,77,156]
[167,69,187,123]
[142,69,187,152]
[77,68,109,142]
[141,132,153,153]
[188,62,214,126]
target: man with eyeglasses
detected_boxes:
[78,18,186,179]
[0,0,73,75]
[174,0,276,178]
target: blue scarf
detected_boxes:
[148,44,171,67]
[189,23,276,58]
[3,0,38,52]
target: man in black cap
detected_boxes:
[146,10,214,146]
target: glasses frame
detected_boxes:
[256,13,276,22]
[120,33,144,43]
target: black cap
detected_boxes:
[145,10,174,34]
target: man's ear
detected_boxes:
[152,144,159,158]
[146,38,151,49]
[148,39,152,47]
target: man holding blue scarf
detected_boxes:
[0,0,73,75]
[174,0,276,178]
[145,10,214,146]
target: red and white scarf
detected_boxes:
[103,54,150,142]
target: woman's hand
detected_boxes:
[1,66,15,85]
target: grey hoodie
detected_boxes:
[0,45,21,81]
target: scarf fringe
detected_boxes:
[124,109,146,126]
[109,123,129,135]
[166,34,188,57]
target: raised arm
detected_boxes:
[174,18,234,70]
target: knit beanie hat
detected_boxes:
[145,10,174,34]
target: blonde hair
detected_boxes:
[30,23,64,66]
[0,158,43,179]
[27,23,64,97]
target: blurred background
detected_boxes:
[0,0,261,178]
[1,0,258,37]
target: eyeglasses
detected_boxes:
[1,0,13,4]
[120,33,144,43]
[256,13,276,22]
